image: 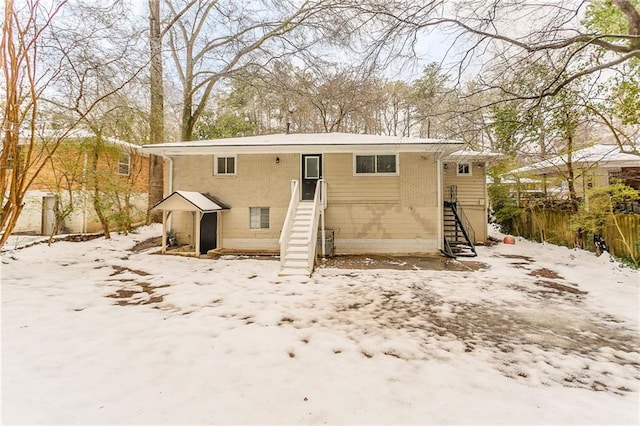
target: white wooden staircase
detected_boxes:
[280,202,315,276]
[279,179,326,276]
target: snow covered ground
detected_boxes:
[2,225,639,425]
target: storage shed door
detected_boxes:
[199,212,218,254]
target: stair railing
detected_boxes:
[279,179,299,266]
[305,179,324,273]
[450,202,476,249]
[449,185,457,203]
[319,179,327,256]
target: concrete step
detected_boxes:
[286,245,308,253]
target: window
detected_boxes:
[355,154,397,174]
[118,153,131,176]
[250,207,269,229]
[457,162,471,176]
[215,156,236,175]
[304,156,320,179]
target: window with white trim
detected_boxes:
[354,154,397,175]
[457,162,471,176]
[249,207,269,229]
[214,155,236,175]
[118,153,131,176]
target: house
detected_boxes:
[508,143,640,198]
[11,130,149,236]
[143,133,494,275]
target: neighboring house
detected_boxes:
[508,143,640,199]
[143,133,494,275]
[11,130,149,235]
[487,176,548,206]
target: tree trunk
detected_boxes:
[566,134,579,212]
[147,0,164,223]
[90,134,111,239]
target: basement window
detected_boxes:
[250,207,269,229]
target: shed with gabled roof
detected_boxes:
[152,191,230,255]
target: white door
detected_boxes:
[42,196,56,236]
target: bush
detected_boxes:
[488,183,524,234]
[573,183,640,267]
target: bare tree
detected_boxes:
[213,63,393,135]
[295,68,383,133]
[333,0,639,154]
[1,0,67,248]
[43,1,149,238]
[346,1,639,97]
[1,0,151,247]
[164,0,337,141]
[148,0,165,221]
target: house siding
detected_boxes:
[324,153,400,204]
[443,161,488,243]
[11,140,149,235]
[170,152,445,253]
[168,150,491,253]
[324,152,439,253]
[170,153,296,249]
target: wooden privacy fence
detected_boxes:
[511,209,640,264]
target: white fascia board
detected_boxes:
[142,142,463,157]
[521,159,639,176]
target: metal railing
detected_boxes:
[450,202,475,247]
[449,185,457,203]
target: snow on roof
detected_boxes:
[510,144,640,175]
[142,132,464,156]
[487,176,540,185]
[153,191,231,212]
[22,128,145,154]
[446,147,502,161]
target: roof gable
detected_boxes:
[152,191,230,212]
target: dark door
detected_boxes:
[200,212,218,254]
[301,154,322,200]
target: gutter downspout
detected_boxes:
[166,154,174,231]
[166,154,174,194]
[436,153,443,251]
[82,151,88,233]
